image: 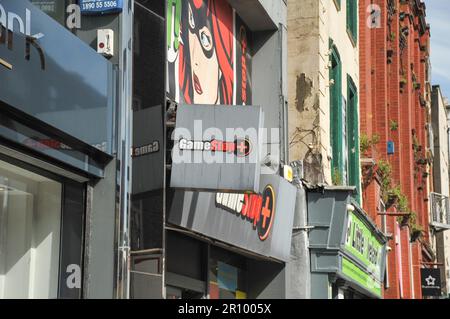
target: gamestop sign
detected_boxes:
[171,104,263,193]
[215,185,275,241]
[168,174,296,261]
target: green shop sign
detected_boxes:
[341,257,382,297]
[343,210,384,282]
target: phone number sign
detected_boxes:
[80,0,123,14]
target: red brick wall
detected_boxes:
[359,0,431,299]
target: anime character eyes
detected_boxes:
[199,28,213,51]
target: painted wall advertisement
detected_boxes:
[167,0,252,106]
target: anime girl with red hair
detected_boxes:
[176,0,234,105]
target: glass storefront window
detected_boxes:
[0,159,62,299]
[209,247,247,299]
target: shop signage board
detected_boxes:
[79,0,123,15]
[170,104,263,193]
[341,257,382,297]
[0,0,115,155]
[341,208,385,298]
[344,209,385,279]
[168,174,297,261]
[421,268,442,297]
[307,188,388,298]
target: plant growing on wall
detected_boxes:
[377,160,410,212]
[400,77,408,88]
[409,212,423,242]
[385,185,407,209]
[390,120,398,131]
[360,133,380,156]
[390,31,396,42]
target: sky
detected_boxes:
[426,0,450,100]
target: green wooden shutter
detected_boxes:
[330,42,343,185]
[346,0,358,44]
[347,75,361,203]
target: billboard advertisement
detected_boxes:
[167,0,252,106]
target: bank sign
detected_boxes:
[79,0,123,14]
[0,0,114,156]
[168,174,297,261]
[342,209,385,297]
[170,104,263,193]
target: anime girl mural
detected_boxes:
[167,0,252,105]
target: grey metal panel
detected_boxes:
[328,191,351,249]
[306,192,335,226]
[132,105,164,193]
[247,259,285,299]
[307,189,352,249]
[83,159,117,299]
[226,0,283,31]
[310,250,339,273]
[0,0,115,154]
[310,272,330,299]
[171,104,263,193]
[166,272,206,294]
[168,174,296,261]
[131,272,163,299]
[252,31,282,173]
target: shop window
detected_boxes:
[0,159,62,298]
[346,0,358,45]
[0,156,85,299]
[209,247,247,299]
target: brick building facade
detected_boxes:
[359,0,432,299]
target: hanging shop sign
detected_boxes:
[170,104,263,193]
[79,0,123,15]
[168,174,297,261]
[421,268,442,297]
